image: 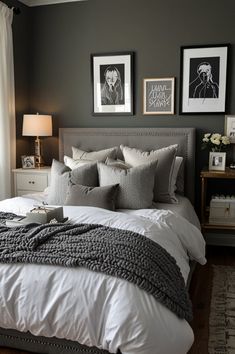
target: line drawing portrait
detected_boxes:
[100,64,125,105]
[189,57,220,100]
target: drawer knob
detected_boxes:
[28,181,35,184]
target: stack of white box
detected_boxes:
[209,195,235,225]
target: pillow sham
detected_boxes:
[170,156,184,203]
[47,159,98,205]
[120,144,178,203]
[72,146,118,162]
[65,184,119,211]
[105,157,131,170]
[98,161,157,209]
[64,155,93,170]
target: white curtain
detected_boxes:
[0,2,16,200]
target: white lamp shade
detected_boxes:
[22,114,52,137]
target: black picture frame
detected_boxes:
[179,44,229,114]
[91,52,134,116]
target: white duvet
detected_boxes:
[0,196,206,354]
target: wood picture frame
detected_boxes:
[143,77,175,115]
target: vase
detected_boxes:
[209,151,226,171]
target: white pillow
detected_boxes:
[72,146,118,162]
[64,155,93,169]
[120,144,178,203]
[170,156,184,203]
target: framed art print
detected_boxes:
[209,152,226,171]
[143,78,175,115]
[180,44,229,114]
[225,115,235,143]
[91,52,134,115]
[21,155,36,169]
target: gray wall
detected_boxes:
[14,0,235,209]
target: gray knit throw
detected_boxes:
[0,213,192,321]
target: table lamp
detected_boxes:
[22,113,52,167]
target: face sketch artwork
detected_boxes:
[101,65,124,105]
[189,62,219,100]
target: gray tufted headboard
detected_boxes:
[59,127,196,205]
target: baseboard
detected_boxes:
[205,232,235,247]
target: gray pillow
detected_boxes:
[72,146,118,162]
[98,161,157,209]
[105,157,131,170]
[47,159,98,205]
[65,184,119,211]
[120,144,178,203]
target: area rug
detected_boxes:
[209,265,235,354]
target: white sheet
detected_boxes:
[0,196,206,354]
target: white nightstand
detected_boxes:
[12,167,51,196]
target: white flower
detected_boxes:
[204,133,211,138]
[210,133,221,145]
[222,136,230,145]
[203,137,209,142]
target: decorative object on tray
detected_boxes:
[5,206,66,227]
[225,115,235,144]
[143,77,175,115]
[201,132,230,171]
[91,52,134,115]
[21,155,36,169]
[180,44,229,114]
[22,113,52,167]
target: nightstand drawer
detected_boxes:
[16,173,48,191]
[12,167,51,197]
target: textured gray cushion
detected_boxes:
[120,144,178,203]
[47,159,98,205]
[72,146,118,162]
[65,184,119,210]
[98,161,157,209]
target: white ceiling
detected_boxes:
[18,0,85,6]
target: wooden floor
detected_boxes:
[0,245,234,354]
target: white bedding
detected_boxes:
[0,196,206,354]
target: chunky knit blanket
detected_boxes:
[0,212,192,321]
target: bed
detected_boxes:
[0,127,206,354]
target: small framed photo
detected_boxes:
[91,52,134,115]
[209,152,226,171]
[143,78,175,115]
[21,155,36,169]
[180,44,229,114]
[225,115,235,143]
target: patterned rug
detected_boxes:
[209,265,235,354]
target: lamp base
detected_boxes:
[35,156,45,168]
[35,137,44,167]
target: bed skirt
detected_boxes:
[0,328,119,354]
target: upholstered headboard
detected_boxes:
[59,127,196,204]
